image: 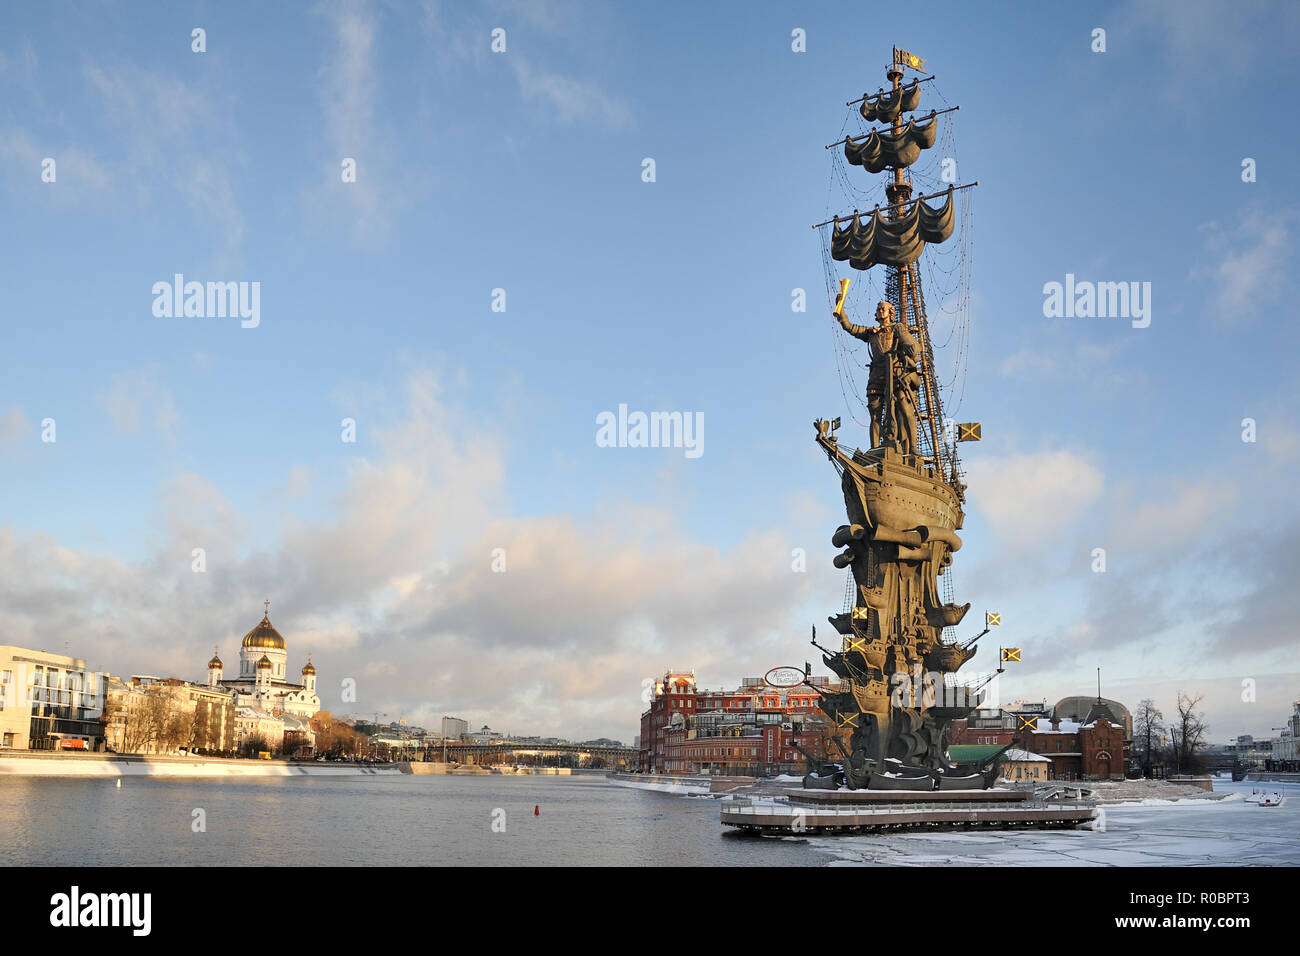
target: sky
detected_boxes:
[1,0,1298,745]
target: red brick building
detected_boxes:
[639,671,696,773]
[950,699,1131,780]
[639,671,828,775]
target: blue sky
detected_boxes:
[2,0,1298,743]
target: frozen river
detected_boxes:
[1,773,1293,866]
[804,779,1300,866]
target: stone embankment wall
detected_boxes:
[607,771,753,793]
[0,751,400,777]
[398,763,573,775]
[1247,771,1300,783]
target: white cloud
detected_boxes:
[1192,210,1292,318]
[315,0,382,238]
[998,348,1058,379]
[98,369,179,443]
[1116,1,1300,109]
[420,0,631,128]
[1263,425,1300,466]
[0,403,30,451]
[1115,480,1237,552]
[0,130,111,198]
[83,63,245,258]
[0,369,814,740]
[965,448,1104,550]
[511,57,631,128]
[309,0,439,247]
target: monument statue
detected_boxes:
[833,299,921,454]
[805,48,985,791]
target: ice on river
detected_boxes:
[807,779,1299,866]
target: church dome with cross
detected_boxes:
[236,601,289,681]
[242,601,287,650]
[205,600,321,720]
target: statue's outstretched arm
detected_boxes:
[832,277,875,342]
[836,311,873,338]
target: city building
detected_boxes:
[204,602,320,718]
[1022,712,1129,780]
[948,745,1052,783]
[0,646,105,751]
[951,697,1132,780]
[104,676,238,754]
[235,706,289,753]
[1053,695,1133,738]
[441,715,468,740]
[639,669,832,775]
[468,725,504,745]
[1266,699,1299,771]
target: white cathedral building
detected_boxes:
[205,602,320,720]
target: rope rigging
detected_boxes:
[819,91,973,451]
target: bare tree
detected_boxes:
[1134,698,1164,778]
[101,695,124,752]
[119,691,172,754]
[193,705,212,753]
[1169,692,1208,774]
[165,707,197,754]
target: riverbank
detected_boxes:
[607,772,1231,805]
[606,771,754,794]
[1247,771,1300,783]
[400,762,573,775]
[0,751,401,777]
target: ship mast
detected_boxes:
[816,46,977,488]
[883,58,947,479]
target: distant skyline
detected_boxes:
[2,1,1298,744]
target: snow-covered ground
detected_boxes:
[606,776,713,795]
[806,779,1300,866]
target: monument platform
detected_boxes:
[720,788,1096,834]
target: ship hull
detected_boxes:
[847,450,963,532]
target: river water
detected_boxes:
[4,774,1293,866]
[0,773,821,866]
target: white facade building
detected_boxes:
[206,603,320,720]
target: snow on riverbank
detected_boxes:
[605,776,712,795]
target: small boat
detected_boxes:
[868,771,934,791]
[1258,792,1285,807]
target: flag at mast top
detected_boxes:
[894,46,926,73]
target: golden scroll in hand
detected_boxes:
[833,278,851,319]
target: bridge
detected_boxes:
[384,741,638,770]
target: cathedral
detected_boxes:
[206,602,320,719]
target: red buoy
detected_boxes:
[534,805,540,816]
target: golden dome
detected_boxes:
[256,654,273,669]
[208,646,223,668]
[301,654,315,676]
[242,611,286,650]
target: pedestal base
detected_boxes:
[720,788,1096,834]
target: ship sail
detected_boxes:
[859,80,922,122]
[830,187,955,270]
[843,112,939,172]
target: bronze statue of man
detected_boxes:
[834,300,919,451]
